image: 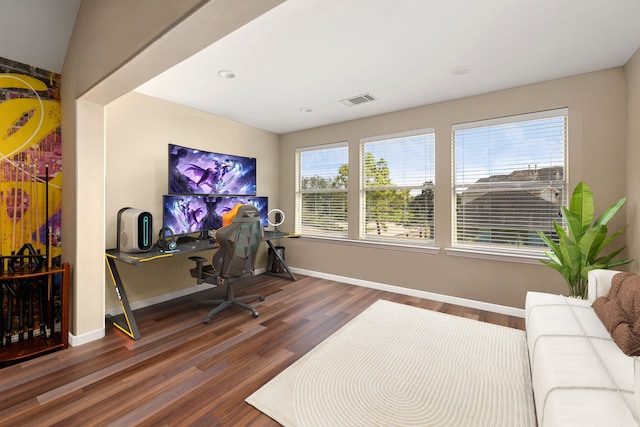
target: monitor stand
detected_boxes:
[176,235,197,245]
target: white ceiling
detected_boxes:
[135,0,640,134]
[2,0,640,135]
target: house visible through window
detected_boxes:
[295,142,349,238]
[360,130,435,245]
[452,108,568,253]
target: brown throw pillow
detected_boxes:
[592,272,640,356]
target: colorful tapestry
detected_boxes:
[0,57,62,264]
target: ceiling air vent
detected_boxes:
[340,92,378,107]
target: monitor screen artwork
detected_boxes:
[163,195,268,236]
[215,196,269,228]
[168,143,257,195]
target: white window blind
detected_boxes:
[360,130,435,245]
[452,109,567,252]
[296,142,349,238]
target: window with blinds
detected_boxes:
[296,142,349,238]
[361,130,435,245]
[452,109,567,252]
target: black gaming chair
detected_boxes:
[189,204,265,323]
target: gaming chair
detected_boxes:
[189,204,265,323]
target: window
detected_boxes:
[452,109,567,253]
[296,142,349,238]
[360,130,435,245]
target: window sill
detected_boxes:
[299,235,441,255]
[444,247,547,265]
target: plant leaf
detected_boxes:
[577,225,607,263]
[554,221,570,241]
[594,197,626,227]
[569,181,594,230]
[539,257,562,271]
[594,246,626,265]
[562,207,585,242]
[604,258,634,268]
[537,181,635,295]
[542,249,562,265]
[594,226,627,254]
[582,264,606,276]
[539,258,572,283]
[559,233,581,279]
[537,230,560,255]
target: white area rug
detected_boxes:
[246,299,535,426]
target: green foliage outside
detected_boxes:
[301,152,434,239]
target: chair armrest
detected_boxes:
[587,269,621,302]
[189,256,208,284]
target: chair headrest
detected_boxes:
[222,203,260,227]
[232,204,260,223]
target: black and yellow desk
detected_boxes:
[105,231,295,340]
[105,238,216,340]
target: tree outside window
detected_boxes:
[360,130,435,245]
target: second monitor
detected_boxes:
[162,194,268,237]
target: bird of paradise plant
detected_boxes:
[537,181,633,298]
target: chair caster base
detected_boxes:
[204,317,212,324]
[252,311,259,318]
[258,296,265,301]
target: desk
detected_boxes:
[105,233,296,340]
[105,238,217,340]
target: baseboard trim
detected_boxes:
[105,282,218,317]
[96,264,522,347]
[289,267,525,318]
[68,328,105,347]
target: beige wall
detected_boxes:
[279,68,629,309]
[104,92,279,310]
[61,0,284,340]
[65,0,207,98]
[626,47,640,268]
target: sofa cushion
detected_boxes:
[593,272,640,356]
[526,291,638,426]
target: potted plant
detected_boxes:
[537,181,633,298]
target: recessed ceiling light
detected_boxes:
[451,65,473,76]
[300,107,313,113]
[217,70,236,79]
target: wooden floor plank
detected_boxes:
[0,274,525,425]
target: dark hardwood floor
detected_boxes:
[0,274,525,426]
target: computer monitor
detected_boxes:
[168,143,257,196]
[163,195,268,237]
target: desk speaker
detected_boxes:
[117,207,153,253]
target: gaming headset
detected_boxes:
[157,226,178,252]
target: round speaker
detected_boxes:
[157,226,177,251]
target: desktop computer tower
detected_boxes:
[117,207,153,253]
[268,246,285,273]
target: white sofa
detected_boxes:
[526,269,639,426]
